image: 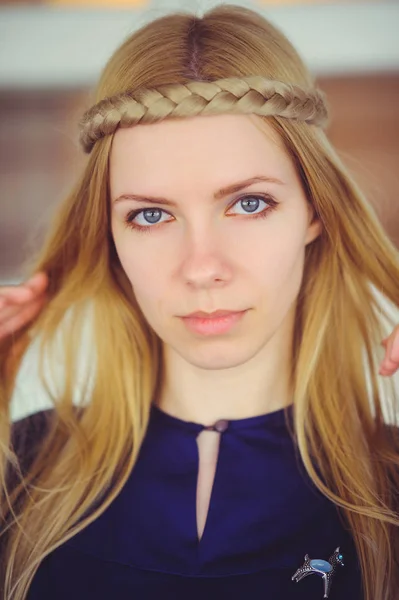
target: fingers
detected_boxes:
[0,295,46,341]
[379,325,399,376]
[0,285,36,306]
[25,272,49,294]
[0,273,48,312]
[0,273,49,342]
[0,272,49,306]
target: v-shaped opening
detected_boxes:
[195,429,222,543]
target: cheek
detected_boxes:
[251,227,307,303]
[112,230,168,312]
[118,249,169,330]
[118,247,163,294]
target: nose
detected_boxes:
[180,230,233,290]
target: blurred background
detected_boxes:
[0,0,398,285]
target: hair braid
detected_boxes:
[79,76,329,153]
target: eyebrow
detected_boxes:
[113,175,285,207]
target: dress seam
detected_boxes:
[63,541,294,578]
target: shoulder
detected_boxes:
[9,409,55,487]
[1,411,55,551]
[10,406,83,476]
[379,421,399,448]
[11,409,54,449]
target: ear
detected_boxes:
[305,202,322,245]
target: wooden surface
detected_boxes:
[0,73,398,283]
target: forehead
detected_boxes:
[109,114,294,194]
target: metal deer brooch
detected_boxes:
[292,546,344,598]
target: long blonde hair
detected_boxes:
[1,5,398,599]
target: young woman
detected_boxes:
[1,5,398,600]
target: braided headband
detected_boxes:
[79,75,329,154]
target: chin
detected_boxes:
[182,343,255,370]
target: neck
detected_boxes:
[155,314,294,427]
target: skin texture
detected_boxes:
[109,114,399,424]
[109,113,318,423]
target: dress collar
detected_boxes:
[150,402,294,434]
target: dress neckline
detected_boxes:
[150,402,293,434]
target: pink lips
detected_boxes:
[185,309,240,318]
[180,310,247,336]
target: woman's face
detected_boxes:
[109,114,321,369]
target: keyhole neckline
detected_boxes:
[150,402,293,434]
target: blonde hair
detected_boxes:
[78,75,329,152]
[1,5,398,599]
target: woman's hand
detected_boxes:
[0,272,48,342]
[379,324,399,376]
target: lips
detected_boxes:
[183,310,244,318]
[180,309,247,335]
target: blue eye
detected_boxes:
[123,193,278,233]
[338,554,343,559]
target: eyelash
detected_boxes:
[123,194,278,234]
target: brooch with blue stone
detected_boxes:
[292,546,344,598]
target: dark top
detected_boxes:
[9,404,363,599]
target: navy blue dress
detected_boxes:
[10,403,363,599]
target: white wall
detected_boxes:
[0,1,398,89]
